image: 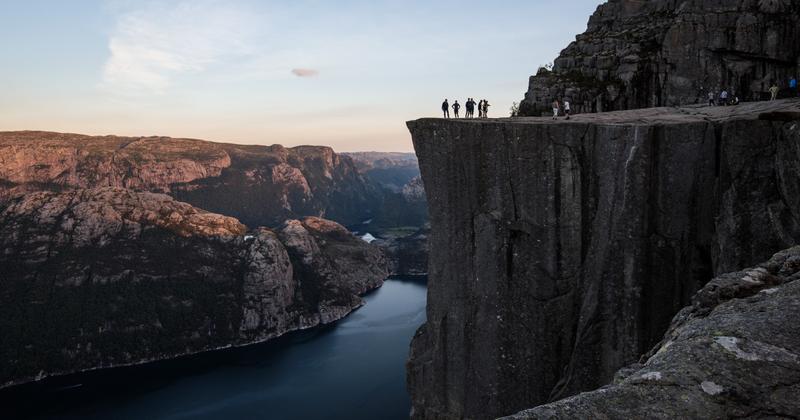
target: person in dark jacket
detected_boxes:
[452,100,461,118]
[441,99,450,118]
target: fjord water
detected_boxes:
[3,277,427,420]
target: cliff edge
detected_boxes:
[407,99,800,419]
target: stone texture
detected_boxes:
[504,246,800,419]
[519,0,800,116]
[407,99,800,419]
[0,188,388,388]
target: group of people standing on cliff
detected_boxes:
[705,76,798,106]
[441,98,490,118]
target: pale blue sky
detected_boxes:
[0,0,604,151]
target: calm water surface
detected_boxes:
[2,277,427,420]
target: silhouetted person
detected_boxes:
[453,100,461,118]
[552,99,560,120]
[770,83,779,101]
[483,100,490,118]
[468,98,477,118]
[442,99,450,118]
[791,77,798,97]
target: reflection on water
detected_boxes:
[2,277,427,420]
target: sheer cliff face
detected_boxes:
[407,100,800,419]
[505,246,800,419]
[0,188,387,388]
[519,0,800,116]
[0,131,378,227]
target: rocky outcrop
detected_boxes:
[407,99,800,419]
[0,131,230,200]
[0,188,387,389]
[374,225,430,276]
[0,131,381,227]
[519,0,800,116]
[504,246,800,419]
[175,144,381,227]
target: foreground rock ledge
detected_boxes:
[407,99,800,419]
[504,246,800,419]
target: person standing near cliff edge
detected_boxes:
[770,83,779,101]
[442,99,450,118]
[452,100,461,118]
[564,100,571,120]
[552,99,560,120]
[482,100,490,118]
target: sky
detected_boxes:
[0,0,604,152]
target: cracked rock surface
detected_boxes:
[407,99,800,419]
[519,0,800,116]
[504,246,800,419]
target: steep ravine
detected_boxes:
[406,100,800,419]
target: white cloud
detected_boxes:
[101,1,259,94]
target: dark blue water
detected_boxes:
[2,277,427,420]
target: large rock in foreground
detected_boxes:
[520,0,800,116]
[0,188,387,388]
[505,246,800,419]
[407,99,800,419]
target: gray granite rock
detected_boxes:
[504,246,800,419]
[519,0,800,116]
[407,99,800,419]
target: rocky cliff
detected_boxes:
[519,0,800,116]
[0,131,380,227]
[505,246,800,419]
[0,188,387,388]
[407,99,800,419]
